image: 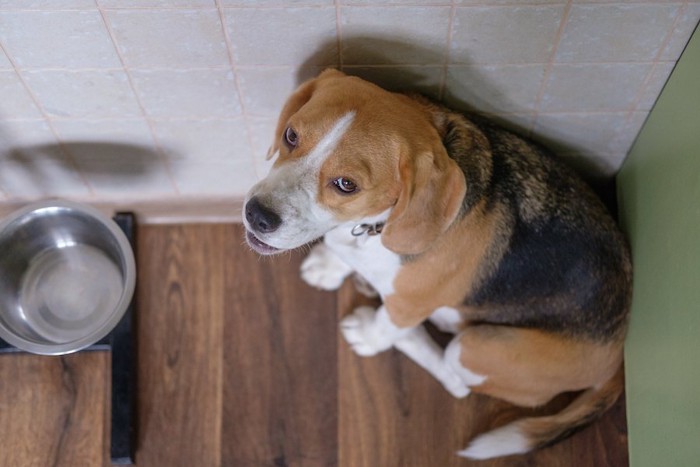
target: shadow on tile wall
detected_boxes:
[300,35,543,148]
[298,36,617,214]
[0,142,172,199]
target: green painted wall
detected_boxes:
[617,25,700,467]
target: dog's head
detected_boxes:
[243,69,466,256]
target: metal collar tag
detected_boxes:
[350,223,385,237]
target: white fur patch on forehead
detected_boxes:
[244,110,358,250]
[303,111,356,168]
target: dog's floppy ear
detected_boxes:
[266,69,346,160]
[381,145,466,255]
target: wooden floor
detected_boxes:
[0,224,628,467]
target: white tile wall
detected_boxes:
[0,10,121,68]
[0,0,698,217]
[130,69,242,117]
[23,70,142,118]
[0,71,42,119]
[341,6,453,64]
[225,7,338,65]
[51,118,177,198]
[451,6,565,64]
[107,9,231,68]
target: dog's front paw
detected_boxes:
[442,371,471,399]
[340,306,392,357]
[300,243,352,290]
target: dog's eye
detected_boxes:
[284,126,298,148]
[332,177,357,194]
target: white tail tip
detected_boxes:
[458,423,531,460]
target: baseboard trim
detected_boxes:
[0,197,245,225]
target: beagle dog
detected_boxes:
[243,69,632,459]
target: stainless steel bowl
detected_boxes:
[0,200,136,355]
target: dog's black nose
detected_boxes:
[245,197,282,233]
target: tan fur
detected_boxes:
[458,326,623,407]
[384,200,505,328]
[380,142,466,255]
[266,77,317,160]
[272,69,624,398]
[279,70,458,229]
[247,69,631,458]
[316,126,401,221]
[520,366,625,449]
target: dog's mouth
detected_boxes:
[245,229,282,255]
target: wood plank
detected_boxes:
[134,225,225,467]
[337,282,629,467]
[337,285,473,467]
[222,228,338,467]
[0,352,108,467]
[0,224,628,466]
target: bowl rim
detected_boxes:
[0,199,136,356]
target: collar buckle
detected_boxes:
[351,222,384,237]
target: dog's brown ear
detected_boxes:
[381,146,466,255]
[266,69,346,160]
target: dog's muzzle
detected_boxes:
[244,197,282,255]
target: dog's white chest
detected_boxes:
[324,227,401,297]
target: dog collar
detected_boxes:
[351,222,385,237]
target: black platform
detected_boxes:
[0,212,137,464]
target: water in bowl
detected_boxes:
[18,243,123,344]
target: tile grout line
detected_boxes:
[608,1,689,155]
[333,5,345,454]
[0,109,642,123]
[5,57,678,73]
[0,115,254,123]
[0,39,9,199]
[0,2,598,13]
[96,0,182,196]
[531,0,573,138]
[335,0,344,71]
[1,0,693,195]
[0,4,337,13]
[439,1,457,101]
[215,0,263,181]
[0,39,96,199]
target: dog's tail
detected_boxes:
[458,366,624,460]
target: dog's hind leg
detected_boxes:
[341,305,475,398]
[394,326,474,398]
[449,325,624,459]
[429,306,465,334]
